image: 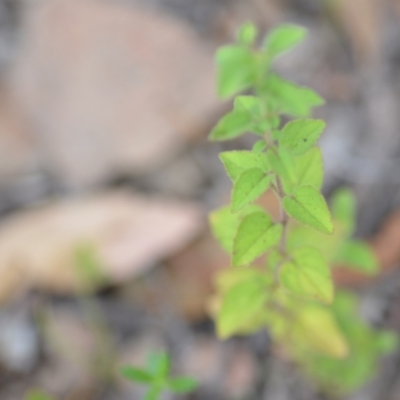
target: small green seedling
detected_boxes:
[25,389,55,400]
[209,22,397,394]
[121,352,198,400]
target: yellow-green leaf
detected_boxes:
[294,147,323,189]
[237,22,258,46]
[331,188,356,236]
[231,168,273,212]
[264,24,308,58]
[25,391,55,400]
[216,46,257,98]
[209,96,267,141]
[219,151,269,181]
[294,304,348,358]
[280,119,326,155]
[252,140,267,153]
[302,291,398,393]
[233,211,282,266]
[283,185,334,234]
[267,148,296,193]
[217,275,268,338]
[262,74,324,117]
[335,240,378,275]
[287,223,344,263]
[209,108,252,141]
[280,247,334,304]
[209,204,264,252]
[215,267,270,294]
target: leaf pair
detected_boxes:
[209,96,269,141]
[217,24,309,99]
[121,352,197,400]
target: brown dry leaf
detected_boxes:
[0,191,202,302]
[371,209,400,271]
[11,0,218,188]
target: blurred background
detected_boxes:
[1,0,400,399]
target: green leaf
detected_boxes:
[267,148,296,192]
[376,331,398,353]
[209,96,266,141]
[219,150,269,181]
[287,223,344,264]
[217,274,268,338]
[293,147,323,189]
[335,240,378,274]
[231,168,273,212]
[209,107,252,142]
[237,22,258,45]
[235,95,271,135]
[168,377,198,393]
[233,211,282,266]
[331,188,356,235]
[25,390,55,400]
[144,386,162,400]
[302,291,397,393]
[74,243,106,289]
[235,95,264,115]
[252,140,267,152]
[283,185,334,234]
[264,24,308,58]
[262,74,324,117]
[216,45,257,98]
[280,247,334,304]
[294,304,348,358]
[146,352,170,378]
[280,119,326,155]
[121,367,154,384]
[215,267,271,293]
[209,204,264,252]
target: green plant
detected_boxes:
[25,390,55,400]
[25,352,197,400]
[121,351,198,400]
[208,22,397,394]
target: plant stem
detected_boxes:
[276,176,289,254]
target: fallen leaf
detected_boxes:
[11,0,218,188]
[0,191,202,301]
